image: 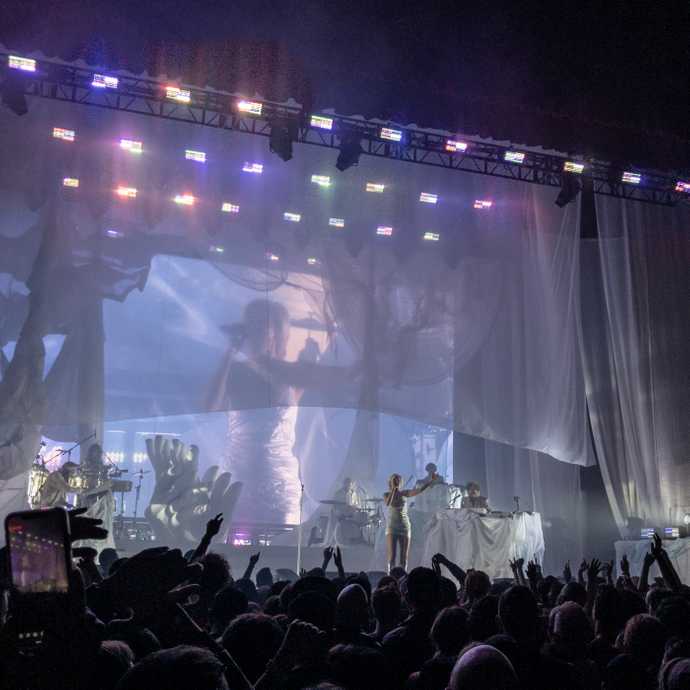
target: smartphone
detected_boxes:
[5,508,71,595]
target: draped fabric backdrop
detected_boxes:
[0,90,684,558]
[582,198,690,532]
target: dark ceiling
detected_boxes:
[1,0,688,170]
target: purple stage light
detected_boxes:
[92,73,118,89]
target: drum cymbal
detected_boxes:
[319,499,347,506]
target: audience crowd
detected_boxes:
[2,511,690,690]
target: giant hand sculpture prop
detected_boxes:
[144,435,242,546]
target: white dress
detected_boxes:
[225,406,301,526]
[221,358,302,526]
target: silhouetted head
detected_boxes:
[335,584,369,631]
[623,614,667,672]
[449,644,518,690]
[115,645,228,690]
[372,585,401,626]
[431,606,470,656]
[328,644,387,690]
[469,595,500,641]
[221,614,284,683]
[499,586,538,643]
[403,567,439,612]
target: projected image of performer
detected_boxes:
[461,481,490,513]
[384,472,436,573]
[208,299,354,528]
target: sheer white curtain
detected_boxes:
[582,197,690,531]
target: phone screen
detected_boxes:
[5,509,71,594]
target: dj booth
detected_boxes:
[421,509,545,579]
[370,501,544,576]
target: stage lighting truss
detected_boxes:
[2,51,685,207]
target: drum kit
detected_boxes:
[319,497,384,546]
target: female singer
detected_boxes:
[384,472,436,573]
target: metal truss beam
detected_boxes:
[1,53,687,207]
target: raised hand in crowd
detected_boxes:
[322,545,334,571]
[563,559,572,583]
[578,558,588,585]
[333,545,345,578]
[189,513,224,562]
[242,551,261,580]
[651,532,683,591]
[433,552,466,586]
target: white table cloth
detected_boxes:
[421,509,545,579]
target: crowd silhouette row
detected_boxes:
[1,510,689,690]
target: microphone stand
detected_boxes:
[296,482,304,575]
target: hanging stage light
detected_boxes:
[555,173,582,207]
[1,73,28,116]
[269,118,297,162]
[336,132,363,171]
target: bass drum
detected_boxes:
[335,518,364,545]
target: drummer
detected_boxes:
[38,461,81,508]
[333,477,362,513]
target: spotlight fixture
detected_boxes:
[445,139,468,153]
[237,100,262,115]
[310,114,333,130]
[307,257,319,266]
[621,171,641,185]
[380,127,402,142]
[473,200,493,210]
[185,149,206,162]
[62,177,79,188]
[174,194,195,206]
[423,231,440,242]
[269,118,297,162]
[674,181,690,193]
[165,86,191,103]
[8,55,36,72]
[120,138,143,154]
[221,202,240,213]
[366,183,385,193]
[209,245,225,254]
[283,212,301,223]
[336,132,363,171]
[92,74,118,89]
[52,127,75,142]
[376,226,393,237]
[267,252,280,262]
[563,161,584,174]
[243,162,263,174]
[311,174,331,188]
[504,151,525,164]
[116,186,137,198]
[555,174,581,207]
[105,229,124,238]
[329,217,345,228]
[419,192,438,204]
